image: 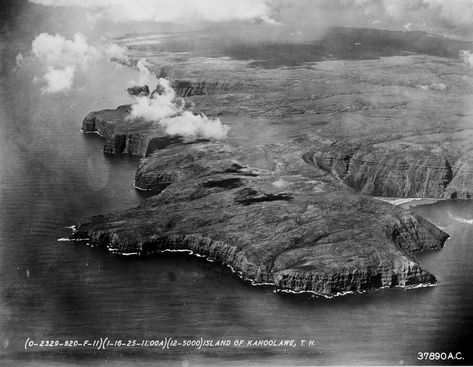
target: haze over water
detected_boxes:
[1,3,473,366]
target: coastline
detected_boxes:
[68,31,473,299]
[63,226,440,299]
[375,197,445,209]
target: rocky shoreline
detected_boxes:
[75,117,449,297]
[71,29,473,297]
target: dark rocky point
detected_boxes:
[127,85,150,96]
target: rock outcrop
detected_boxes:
[73,139,448,297]
[306,140,473,200]
[172,79,260,97]
[127,85,150,96]
[82,105,164,156]
[73,27,473,297]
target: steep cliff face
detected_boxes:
[82,105,163,157]
[307,141,473,199]
[133,142,247,190]
[273,262,436,295]
[172,79,260,97]
[73,140,448,297]
[74,39,473,297]
[444,156,473,199]
[82,106,130,138]
[73,198,444,298]
[385,213,448,253]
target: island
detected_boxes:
[71,27,473,298]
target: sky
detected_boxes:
[24,0,473,38]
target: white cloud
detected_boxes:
[31,32,128,94]
[15,53,24,67]
[127,74,229,140]
[270,0,473,35]
[128,58,159,88]
[104,43,127,59]
[460,50,473,67]
[32,32,100,69]
[383,0,408,18]
[127,78,179,121]
[422,0,473,28]
[29,0,270,23]
[28,0,473,33]
[85,11,103,24]
[40,66,75,94]
[366,0,473,32]
[161,111,230,139]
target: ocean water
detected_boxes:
[1,13,473,367]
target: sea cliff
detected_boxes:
[72,28,473,297]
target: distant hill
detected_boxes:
[224,27,473,68]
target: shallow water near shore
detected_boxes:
[2,35,473,367]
